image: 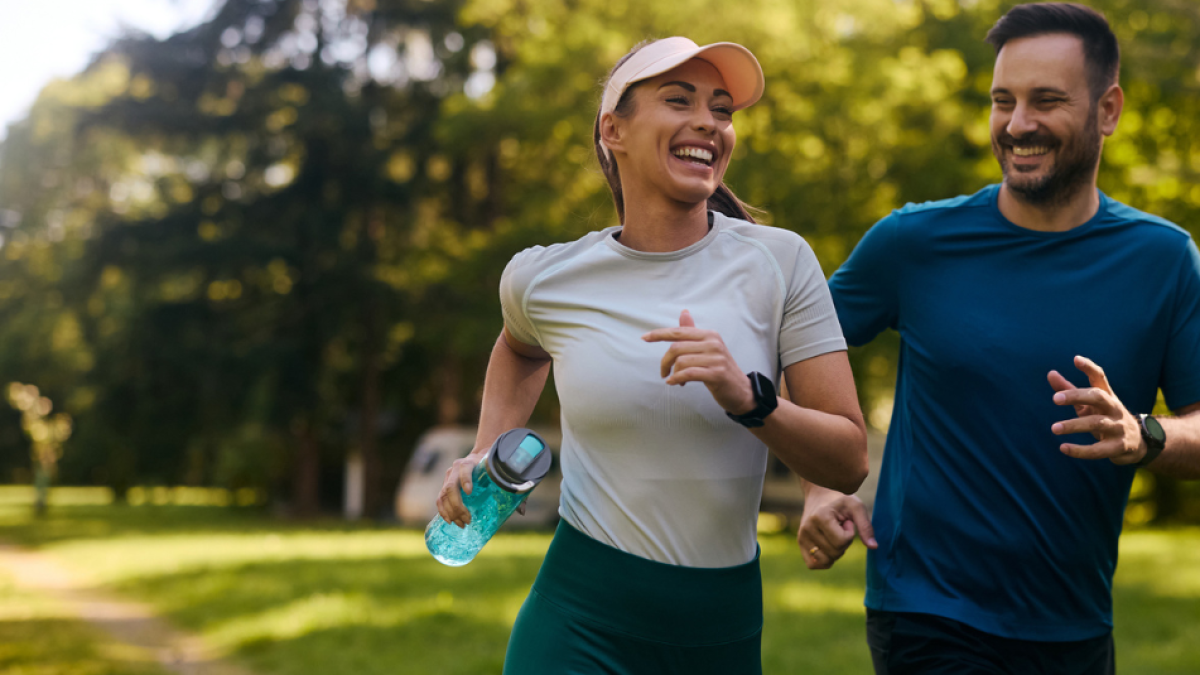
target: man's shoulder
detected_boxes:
[1102,196,1193,242]
[892,185,998,222]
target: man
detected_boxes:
[798,3,1200,673]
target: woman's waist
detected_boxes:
[532,519,763,646]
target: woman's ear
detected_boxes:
[599,111,626,155]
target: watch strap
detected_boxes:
[1136,414,1166,468]
[725,372,778,428]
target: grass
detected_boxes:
[0,487,1198,674]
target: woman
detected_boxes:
[436,37,868,674]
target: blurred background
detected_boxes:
[2,0,1200,673]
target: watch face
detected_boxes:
[1144,415,1166,443]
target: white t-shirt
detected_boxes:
[500,211,846,567]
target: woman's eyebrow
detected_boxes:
[657,81,733,99]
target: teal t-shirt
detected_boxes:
[830,184,1200,641]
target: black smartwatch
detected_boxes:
[726,372,779,428]
[1135,414,1166,467]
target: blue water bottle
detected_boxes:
[425,429,552,566]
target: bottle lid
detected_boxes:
[486,429,552,493]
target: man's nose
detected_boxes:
[1007,102,1038,138]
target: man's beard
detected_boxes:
[993,113,1101,208]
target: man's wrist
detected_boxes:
[1136,414,1167,467]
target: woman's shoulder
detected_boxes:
[502,227,620,298]
[507,227,618,270]
[713,213,812,261]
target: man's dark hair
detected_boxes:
[986,3,1120,102]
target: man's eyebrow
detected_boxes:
[989,86,1070,96]
[657,81,733,99]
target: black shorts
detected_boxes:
[866,609,1115,675]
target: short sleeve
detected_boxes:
[1161,238,1200,410]
[828,212,903,346]
[779,239,847,368]
[498,248,542,348]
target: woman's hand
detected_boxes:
[642,310,755,414]
[436,453,483,528]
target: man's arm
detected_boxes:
[1049,355,1200,479]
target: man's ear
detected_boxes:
[599,111,626,155]
[1097,83,1124,137]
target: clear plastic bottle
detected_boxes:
[425,429,551,566]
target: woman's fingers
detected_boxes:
[435,458,477,527]
[659,340,714,378]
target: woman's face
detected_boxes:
[611,58,737,208]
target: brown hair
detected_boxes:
[592,40,759,224]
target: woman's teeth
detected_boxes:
[673,147,713,165]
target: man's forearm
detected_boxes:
[1147,409,1200,479]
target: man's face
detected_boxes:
[989,34,1102,206]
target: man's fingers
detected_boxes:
[844,504,878,548]
[1074,355,1114,394]
[1047,370,1078,393]
[679,309,696,328]
[1060,438,1126,461]
[1051,415,1118,437]
[1053,387,1116,413]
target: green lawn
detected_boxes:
[1,487,1198,674]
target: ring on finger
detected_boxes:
[809,546,820,556]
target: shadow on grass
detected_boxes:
[0,617,167,675]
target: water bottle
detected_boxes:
[425,428,552,566]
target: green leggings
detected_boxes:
[503,520,763,674]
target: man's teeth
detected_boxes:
[673,147,713,164]
[1012,146,1050,157]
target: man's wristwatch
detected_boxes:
[1136,413,1166,467]
[726,372,779,428]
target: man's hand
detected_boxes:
[1048,355,1146,465]
[797,490,877,570]
[642,310,755,414]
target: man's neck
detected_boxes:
[997,182,1101,233]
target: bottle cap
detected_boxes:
[486,429,553,493]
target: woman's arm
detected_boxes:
[756,351,868,494]
[644,310,868,494]
[435,327,551,527]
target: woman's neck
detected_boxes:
[618,193,710,253]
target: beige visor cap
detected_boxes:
[600,37,765,119]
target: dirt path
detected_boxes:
[0,543,258,675]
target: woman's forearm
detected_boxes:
[753,352,868,495]
[752,402,868,494]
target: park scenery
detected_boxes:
[2,0,1200,673]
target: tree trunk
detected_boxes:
[358,296,383,519]
[292,420,321,518]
